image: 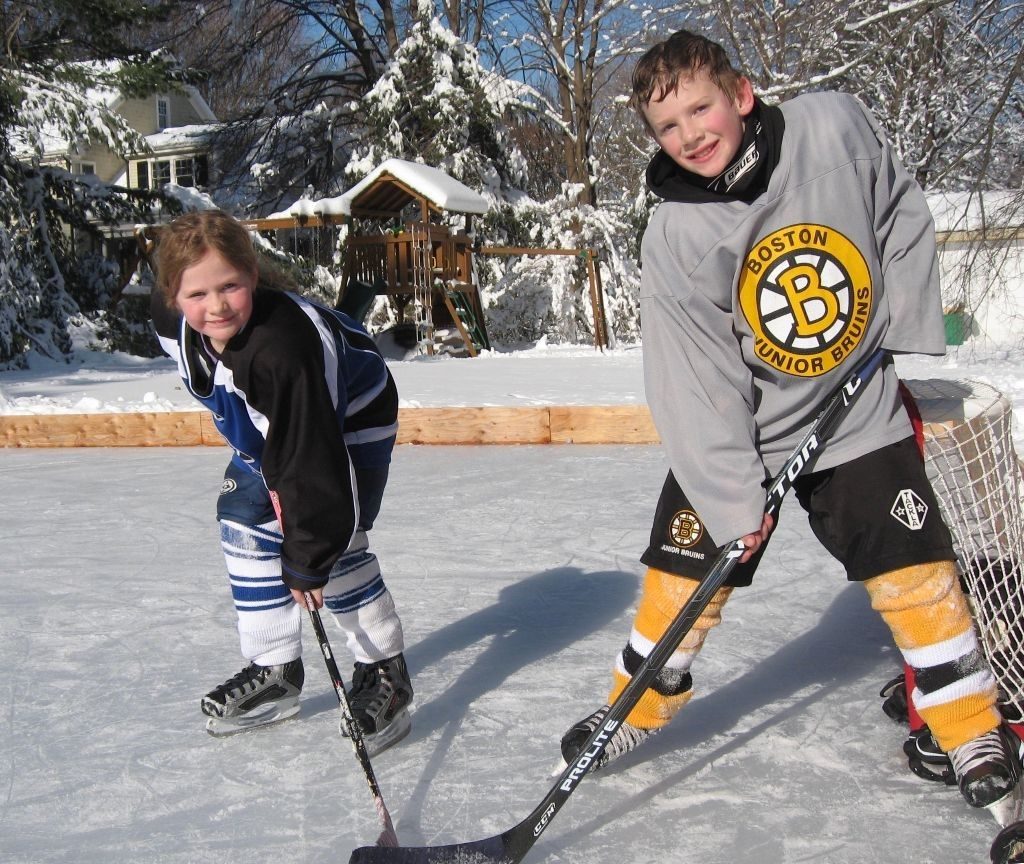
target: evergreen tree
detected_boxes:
[344,0,527,196]
[0,0,177,367]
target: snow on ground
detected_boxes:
[0,343,649,415]
[4,341,1024,864]
[2,340,1024,421]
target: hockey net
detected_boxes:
[906,378,1024,724]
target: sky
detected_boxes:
[4,341,1024,864]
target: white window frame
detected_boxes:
[175,157,195,187]
[153,159,172,187]
[130,154,209,190]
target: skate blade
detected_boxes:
[987,781,1024,828]
[550,757,569,778]
[205,699,300,737]
[341,708,412,756]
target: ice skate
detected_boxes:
[949,726,1023,823]
[342,653,413,756]
[878,672,909,724]
[202,658,304,736]
[558,704,654,773]
[903,726,955,785]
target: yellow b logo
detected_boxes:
[738,224,872,377]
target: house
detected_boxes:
[43,83,219,194]
[28,64,221,286]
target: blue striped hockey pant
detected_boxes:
[215,460,405,667]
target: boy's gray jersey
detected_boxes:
[641,91,945,547]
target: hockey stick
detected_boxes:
[348,347,887,864]
[304,592,400,848]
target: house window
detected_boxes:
[174,159,193,187]
[157,97,170,131]
[193,154,209,187]
[131,155,209,190]
[153,160,172,187]
[173,155,210,188]
[79,162,96,176]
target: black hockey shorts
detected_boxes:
[216,457,391,532]
[640,435,955,587]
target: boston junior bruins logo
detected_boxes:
[738,224,872,377]
[669,510,703,548]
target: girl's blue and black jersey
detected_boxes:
[152,287,398,591]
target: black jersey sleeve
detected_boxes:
[228,299,358,590]
[150,286,182,341]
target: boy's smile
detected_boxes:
[175,249,256,352]
[643,70,755,179]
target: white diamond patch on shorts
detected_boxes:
[891,488,928,530]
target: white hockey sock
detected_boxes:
[322,529,405,664]
[220,518,301,667]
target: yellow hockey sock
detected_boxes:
[608,567,731,730]
[864,561,999,751]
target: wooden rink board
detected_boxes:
[0,380,1004,449]
[0,405,662,448]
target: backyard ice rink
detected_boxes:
[1,438,1010,864]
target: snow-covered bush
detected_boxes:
[0,165,75,364]
[478,185,642,346]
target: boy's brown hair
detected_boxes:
[630,29,744,116]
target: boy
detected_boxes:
[151,210,413,754]
[560,29,1022,825]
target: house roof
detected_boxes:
[143,124,221,155]
[76,59,218,123]
[925,190,1022,233]
[25,59,218,158]
[267,159,490,221]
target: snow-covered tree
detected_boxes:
[830,0,1022,192]
[0,0,179,367]
[345,0,528,195]
[685,0,1022,193]
[190,0,415,212]
[145,1,317,122]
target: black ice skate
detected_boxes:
[559,704,654,772]
[949,725,1023,821]
[201,658,304,736]
[903,726,956,785]
[342,653,413,756]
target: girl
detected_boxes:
[151,210,413,753]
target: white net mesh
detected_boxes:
[906,378,1024,724]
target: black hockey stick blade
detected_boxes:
[349,778,566,864]
[350,348,886,864]
[349,835,508,864]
